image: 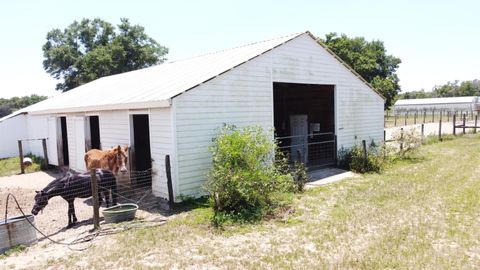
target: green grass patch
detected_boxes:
[0,155,45,177]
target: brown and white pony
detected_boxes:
[84,145,129,175]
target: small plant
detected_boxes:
[392,128,422,158]
[337,141,389,173]
[204,125,296,226]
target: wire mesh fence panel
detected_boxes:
[276,132,336,169]
[0,167,168,250]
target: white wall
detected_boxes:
[149,108,174,198]
[0,114,50,159]
[0,115,28,158]
[173,33,384,198]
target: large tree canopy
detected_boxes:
[320,33,402,108]
[43,18,168,92]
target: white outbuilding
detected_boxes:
[0,32,384,200]
[393,96,480,114]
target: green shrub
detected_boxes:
[204,125,296,225]
[337,141,389,173]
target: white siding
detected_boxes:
[25,115,49,157]
[0,115,28,158]
[174,33,384,197]
[149,108,174,198]
[99,111,130,149]
[269,34,384,148]
[66,116,78,170]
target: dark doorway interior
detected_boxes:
[89,116,101,150]
[273,82,335,168]
[60,116,69,166]
[131,114,152,188]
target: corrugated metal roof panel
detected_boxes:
[394,96,478,106]
[26,32,304,115]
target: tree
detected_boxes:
[43,18,168,92]
[0,94,48,118]
[320,33,402,109]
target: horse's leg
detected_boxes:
[67,199,74,228]
[69,199,78,226]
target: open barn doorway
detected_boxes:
[59,116,69,166]
[85,116,101,150]
[273,82,336,169]
[130,114,152,189]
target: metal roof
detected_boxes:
[22,32,304,115]
[394,96,478,106]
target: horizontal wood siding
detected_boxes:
[66,116,77,169]
[174,59,273,197]
[269,34,384,148]
[98,111,130,149]
[149,108,173,199]
[174,33,384,197]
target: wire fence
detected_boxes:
[385,109,478,128]
[0,167,168,253]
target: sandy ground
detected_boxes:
[0,171,168,269]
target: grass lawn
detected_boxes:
[42,135,480,269]
[0,156,43,177]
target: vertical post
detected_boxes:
[42,139,49,168]
[90,169,100,230]
[440,110,443,122]
[384,130,386,142]
[463,114,466,134]
[439,120,442,141]
[18,140,24,174]
[414,112,417,125]
[421,123,425,139]
[432,109,435,122]
[400,128,404,151]
[475,115,478,134]
[423,110,426,123]
[453,113,456,136]
[362,140,367,169]
[394,114,397,126]
[166,155,174,209]
[404,112,408,126]
[447,111,450,122]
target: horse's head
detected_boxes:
[31,190,48,215]
[114,145,129,175]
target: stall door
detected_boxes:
[290,114,308,164]
[73,117,86,171]
[47,117,59,166]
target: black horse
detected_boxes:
[31,169,118,228]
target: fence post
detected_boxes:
[404,112,408,126]
[414,112,417,125]
[475,115,478,134]
[394,114,397,126]
[439,120,442,141]
[400,128,404,151]
[165,155,174,209]
[421,123,424,140]
[423,110,426,123]
[453,113,456,136]
[432,109,435,122]
[90,169,100,230]
[463,114,466,134]
[18,140,24,174]
[42,139,49,168]
[447,111,450,122]
[383,130,386,142]
[362,140,367,169]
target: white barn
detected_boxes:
[0,32,384,200]
[393,96,480,114]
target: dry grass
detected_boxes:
[9,134,480,269]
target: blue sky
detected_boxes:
[0,0,478,98]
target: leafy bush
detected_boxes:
[391,128,422,158]
[337,141,389,173]
[204,125,297,225]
